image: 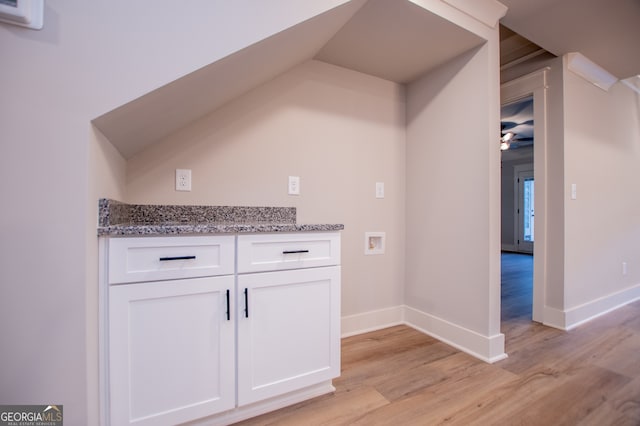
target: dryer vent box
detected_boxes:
[364,232,385,255]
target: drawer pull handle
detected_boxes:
[159,255,196,261]
[225,289,230,321]
[244,288,249,318]
[282,250,309,254]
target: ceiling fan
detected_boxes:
[500,97,534,151]
[500,120,534,150]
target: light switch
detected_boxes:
[376,182,385,199]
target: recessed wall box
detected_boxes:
[364,232,385,255]
[0,0,44,30]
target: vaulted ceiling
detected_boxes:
[93,0,486,158]
[94,0,640,159]
[314,0,483,84]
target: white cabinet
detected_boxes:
[102,232,340,426]
[236,233,341,406]
[236,232,341,273]
[105,236,235,426]
[237,266,341,405]
[109,276,235,426]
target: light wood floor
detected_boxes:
[235,256,640,425]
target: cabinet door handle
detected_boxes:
[282,250,309,254]
[225,289,230,321]
[159,255,196,261]
[244,288,249,318]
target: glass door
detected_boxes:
[517,169,534,253]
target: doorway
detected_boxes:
[501,98,534,323]
[500,69,549,324]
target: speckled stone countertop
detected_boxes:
[97,199,344,236]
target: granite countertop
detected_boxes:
[97,199,344,236]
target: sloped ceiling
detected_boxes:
[93,0,485,159]
[315,0,483,83]
[92,0,367,159]
[500,0,640,79]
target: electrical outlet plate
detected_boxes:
[288,176,300,195]
[376,182,384,199]
[176,169,192,191]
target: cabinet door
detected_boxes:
[109,276,235,426]
[237,266,340,406]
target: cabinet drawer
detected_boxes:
[237,232,340,273]
[108,236,235,284]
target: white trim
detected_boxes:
[542,284,640,331]
[341,288,640,362]
[189,382,335,426]
[341,306,404,337]
[342,305,507,363]
[566,52,617,91]
[501,68,549,102]
[501,68,549,323]
[98,238,110,426]
[542,305,566,330]
[564,284,640,330]
[404,306,507,363]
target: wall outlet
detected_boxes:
[176,169,192,191]
[622,262,628,276]
[376,182,385,199]
[288,176,300,195]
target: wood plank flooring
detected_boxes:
[234,255,640,425]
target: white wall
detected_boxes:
[405,41,505,361]
[503,54,640,328]
[542,58,568,316]
[0,1,350,424]
[0,0,513,421]
[126,59,407,320]
[562,59,640,325]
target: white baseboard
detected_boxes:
[341,286,640,362]
[542,305,567,329]
[403,305,506,363]
[546,284,640,331]
[341,305,507,363]
[566,284,640,329]
[341,306,404,338]
[191,382,335,425]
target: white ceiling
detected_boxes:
[500,0,640,79]
[93,0,367,159]
[315,0,483,83]
[94,0,640,159]
[94,0,485,158]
